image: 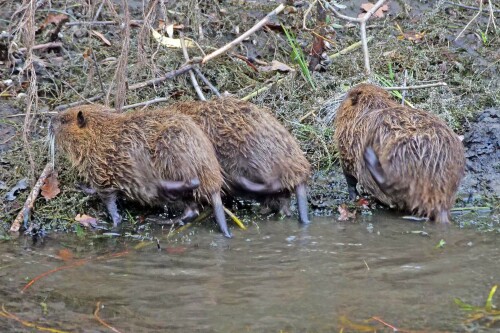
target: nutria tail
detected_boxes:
[158,178,201,201]
[363,146,390,193]
[235,176,282,194]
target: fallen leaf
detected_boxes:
[38,13,69,31]
[338,204,356,221]
[57,248,74,261]
[82,48,92,60]
[397,30,425,42]
[359,3,389,18]
[91,30,111,46]
[356,198,370,209]
[151,29,194,48]
[259,60,295,72]
[41,171,60,200]
[75,214,97,228]
[4,178,28,201]
[166,24,174,38]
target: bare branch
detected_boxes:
[383,82,447,90]
[323,0,389,75]
[201,4,285,64]
[194,66,221,97]
[180,32,205,101]
[128,64,194,90]
[10,163,54,232]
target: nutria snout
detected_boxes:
[334,83,465,223]
[49,104,231,237]
[166,97,312,224]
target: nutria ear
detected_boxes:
[349,91,362,106]
[77,111,86,128]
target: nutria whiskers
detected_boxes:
[49,104,231,237]
[334,83,465,223]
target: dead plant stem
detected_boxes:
[180,32,205,101]
[10,163,54,232]
[323,0,388,75]
[201,4,285,64]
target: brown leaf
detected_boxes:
[58,248,74,261]
[360,3,389,18]
[75,214,97,228]
[356,198,371,210]
[91,30,111,46]
[259,60,295,73]
[39,13,69,31]
[41,172,60,200]
[338,204,356,221]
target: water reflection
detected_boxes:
[0,212,498,332]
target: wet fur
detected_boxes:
[163,97,312,223]
[50,105,230,236]
[334,83,465,223]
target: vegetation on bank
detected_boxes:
[0,0,498,234]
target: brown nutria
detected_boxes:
[334,83,465,223]
[161,97,311,223]
[48,104,231,237]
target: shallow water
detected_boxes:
[1,212,498,332]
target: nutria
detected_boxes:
[160,97,311,223]
[334,83,465,223]
[49,104,231,237]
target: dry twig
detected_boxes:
[201,4,285,64]
[128,64,194,90]
[323,0,389,75]
[10,163,54,232]
[18,42,63,52]
[180,32,205,101]
[106,0,130,111]
[122,97,169,110]
[194,66,221,97]
[384,82,447,90]
[54,94,104,111]
[456,1,483,40]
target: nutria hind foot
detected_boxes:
[235,175,282,194]
[363,146,388,192]
[211,192,232,238]
[99,192,122,227]
[434,210,451,224]
[159,178,200,200]
[343,171,358,201]
[296,183,310,224]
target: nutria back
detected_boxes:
[169,97,311,191]
[50,104,223,205]
[334,83,465,222]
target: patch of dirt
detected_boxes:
[461,108,500,196]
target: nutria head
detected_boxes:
[340,83,399,118]
[48,105,114,167]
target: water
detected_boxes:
[0,213,498,332]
